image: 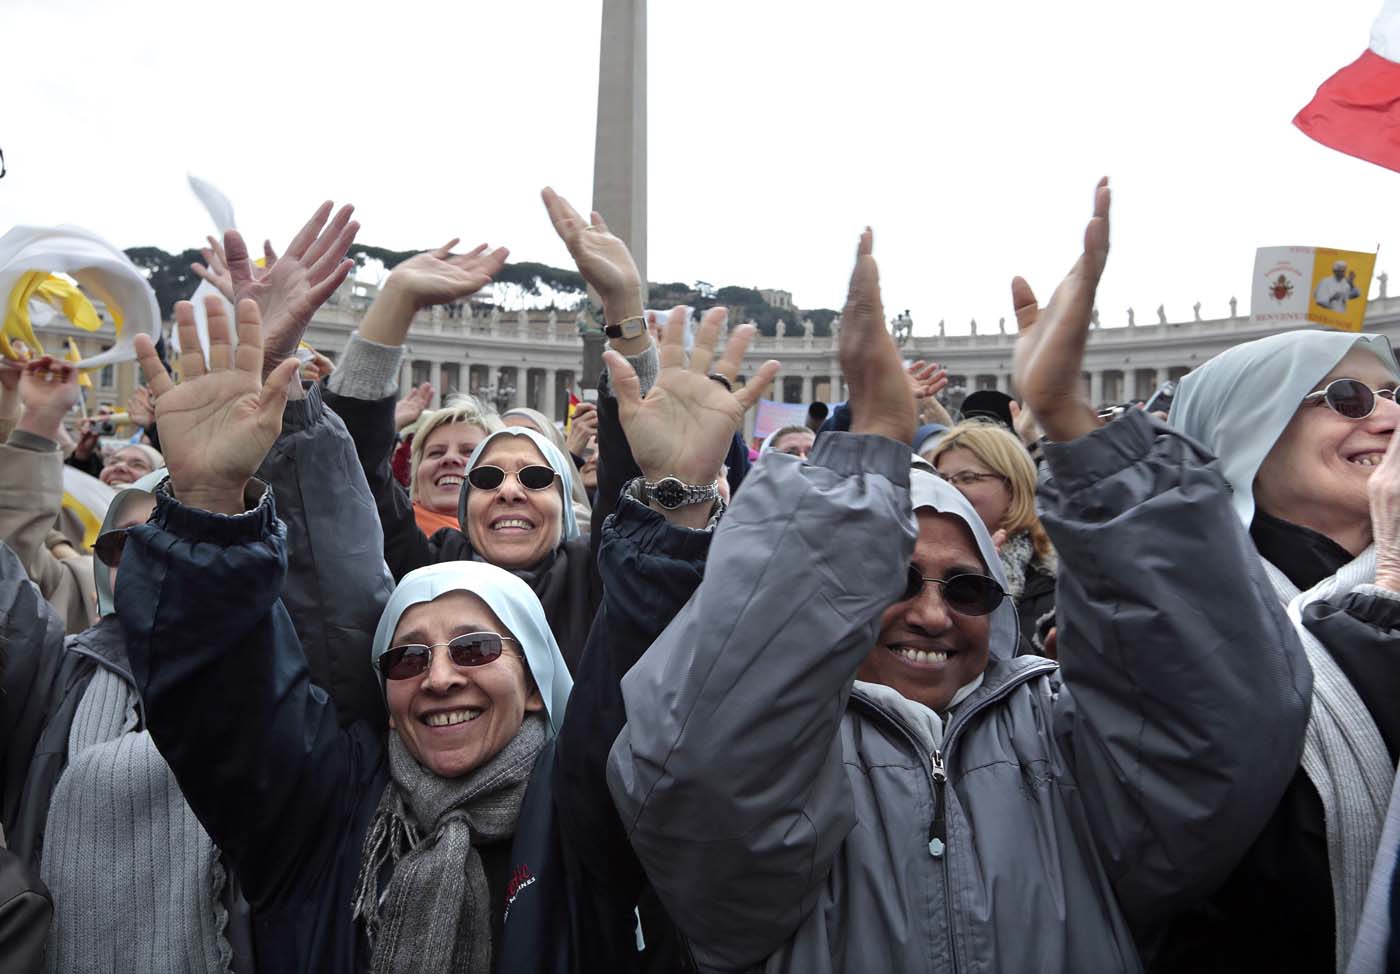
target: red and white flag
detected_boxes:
[1295,0,1400,172]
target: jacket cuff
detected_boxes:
[1344,585,1400,630]
[152,479,277,546]
[279,380,325,433]
[600,343,660,398]
[1041,408,1162,491]
[808,432,912,488]
[325,333,403,401]
[610,494,715,561]
[6,429,59,453]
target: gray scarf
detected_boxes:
[1263,548,1394,973]
[41,661,231,973]
[353,712,547,974]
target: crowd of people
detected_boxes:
[2,177,1400,974]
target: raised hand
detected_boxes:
[386,240,510,310]
[191,232,280,302]
[605,306,779,520]
[394,382,436,431]
[906,360,947,401]
[1370,423,1400,592]
[134,294,300,514]
[841,229,916,445]
[15,356,81,440]
[1012,178,1110,443]
[127,385,156,428]
[565,401,598,458]
[541,187,642,310]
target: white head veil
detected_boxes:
[1169,329,1400,528]
[456,427,580,548]
[369,561,573,738]
[909,456,1020,659]
[94,467,166,617]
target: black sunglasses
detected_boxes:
[466,464,558,492]
[93,529,129,567]
[377,631,522,681]
[903,566,1006,616]
[1302,378,1398,419]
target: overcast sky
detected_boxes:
[5,0,1398,334]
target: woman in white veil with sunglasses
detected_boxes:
[1156,328,1400,974]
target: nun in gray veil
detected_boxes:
[1163,328,1400,974]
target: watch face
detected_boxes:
[651,477,688,510]
[620,318,645,340]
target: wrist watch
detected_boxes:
[604,314,646,341]
[630,475,720,510]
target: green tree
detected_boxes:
[124,246,205,318]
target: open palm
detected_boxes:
[608,306,779,484]
[389,241,510,308]
[135,295,299,505]
[542,187,641,304]
[193,201,360,378]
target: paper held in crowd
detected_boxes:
[1294,0,1400,174]
[1249,245,1377,333]
[0,225,161,370]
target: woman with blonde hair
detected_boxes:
[407,394,504,537]
[930,420,1057,655]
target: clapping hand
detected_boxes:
[841,230,916,445]
[127,385,156,428]
[1011,178,1110,443]
[133,295,301,515]
[191,201,359,379]
[541,188,642,311]
[605,306,779,524]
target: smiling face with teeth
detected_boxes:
[415,421,491,514]
[857,510,993,714]
[465,437,564,571]
[386,590,543,778]
[1254,348,1400,556]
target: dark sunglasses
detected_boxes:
[466,464,558,492]
[377,631,522,681]
[93,529,129,567]
[1302,378,1398,419]
[903,566,1006,616]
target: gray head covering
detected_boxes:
[94,467,165,617]
[1169,330,1400,528]
[369,560,572,737]
[909,455,1020,659]
[456,427,580,548]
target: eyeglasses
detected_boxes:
[1301,378,1399,419]
[93,529,129,567]
[902,566,1006,616]
[938,471,1008,489]
[377,631,522,681]
[466,464,558,492]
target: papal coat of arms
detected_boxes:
[1269,274,1295,302]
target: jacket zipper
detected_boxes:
[850,658,1058,974]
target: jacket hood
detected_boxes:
[913,422,949,457]
[94,468,166,617]
[370,560,573,738]
[1169,329,1400,528]
[909,455,1020,660]
[456,427,580,548]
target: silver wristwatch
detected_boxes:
[630,475,720,510]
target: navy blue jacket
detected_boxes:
[115,475,708,972]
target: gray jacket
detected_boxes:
[256,382,393,728]
[608,414,1312,973]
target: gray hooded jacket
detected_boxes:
[608,416,1310,973]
